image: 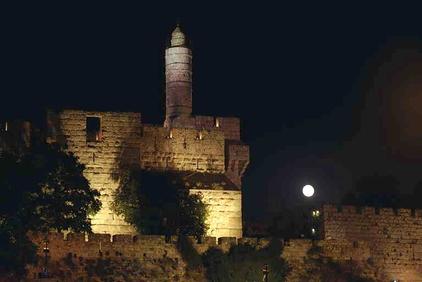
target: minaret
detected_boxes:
[164,25,193,128]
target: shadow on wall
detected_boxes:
[177,236,290,282]
[48,110,142,233]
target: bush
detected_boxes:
[202,239,290,282]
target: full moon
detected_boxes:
[302,185,315,197]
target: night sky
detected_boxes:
[2,3,422,220]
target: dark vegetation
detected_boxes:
[201,239,290,282]
[112,169,208,238]
[299,245,374,282]
[0,142,101,278]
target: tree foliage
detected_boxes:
[112,169,208,237]
[202,239,290,282]
[0,142,101,277]
[299,245,374,282]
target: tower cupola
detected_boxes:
[170,25,186,47]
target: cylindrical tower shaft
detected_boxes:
[165,26,192,124]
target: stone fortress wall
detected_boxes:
[52,109,248,239]
[53,110,142,235]
[138,125,226,173]
[27,204,422,281]
[27,232,275,281]
[321,204,422,281]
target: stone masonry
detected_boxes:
[47,25,249,238]
[24,203,422,281]
[321,204,422,281]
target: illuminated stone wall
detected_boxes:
[190,189,242,238]
[27,232,273,281]
[139,125,225,173]
[282,239,376,281]
[55,110,142,235]
[321,204,422,281]
[54,110,248,239]
[25,231,386,281]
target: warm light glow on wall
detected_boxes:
[197,131,203,140]
[5,121,8,132]
[215,118,220,128]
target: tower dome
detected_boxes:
[170,25,186,47]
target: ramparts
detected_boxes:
[139,125,225,173]
[25,231,380,281]
[322,204,422,281]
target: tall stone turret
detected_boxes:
[164,25,193,128]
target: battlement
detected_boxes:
[32,231,374,261]
[26,232,379,280]
[318,204,422,280]
[139,125,225,173]
[29,232,278,263]
[194,115,241,141]
[31,232,276,247]
[323,204,422,242]
[323,204,422,218]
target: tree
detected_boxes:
[0,142,101,277]
[202,239,290,282]
[112,169,208,237]
[299,245,375,282]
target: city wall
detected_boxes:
[26,231,386,281]
[27,232,272,281]
[27,202,422,281]
[322,204,422,281]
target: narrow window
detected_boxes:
[86,117,102,142]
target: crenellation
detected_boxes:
[217,236,237,247]
[88,233,112,243]
[322,203,422,280]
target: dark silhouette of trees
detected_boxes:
[299,245,375,282]
[202,239,290,282]
[112,169,208,238]
[0,142,101,278]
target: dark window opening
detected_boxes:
[86,117,102,142]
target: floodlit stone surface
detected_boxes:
[55,108,249,238]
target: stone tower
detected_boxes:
[42,25,249,238]
[164,25,193,128]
